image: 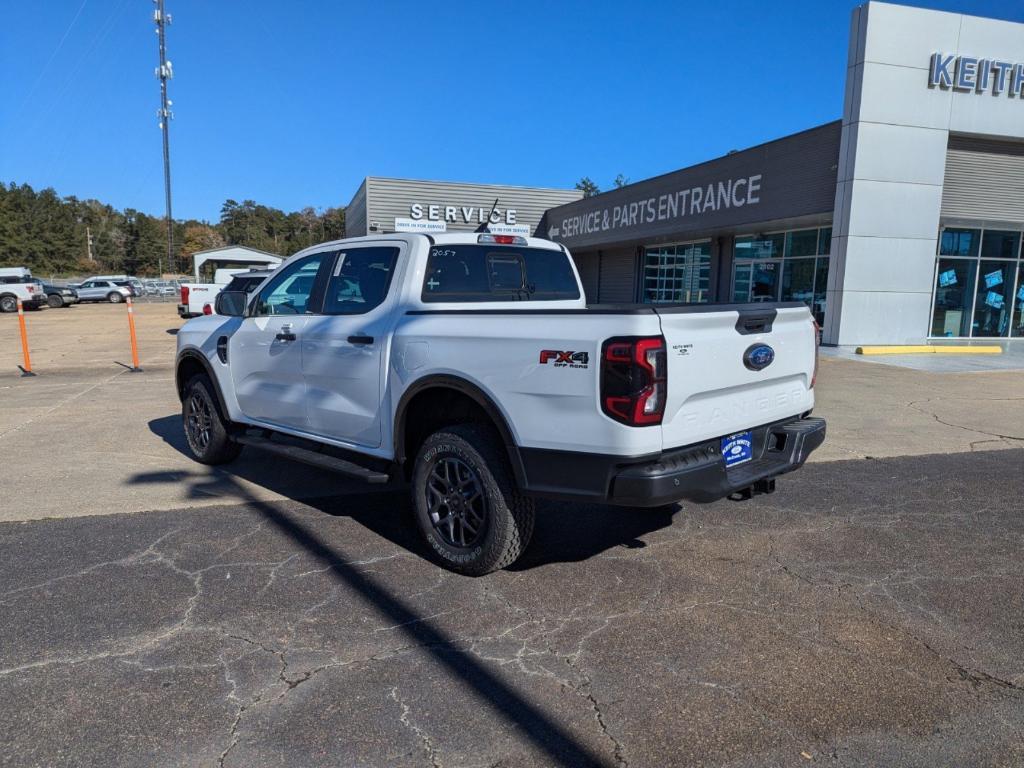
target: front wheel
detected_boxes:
[0,295,17,313]
[412,424,535,575]
[182,374,242,465]
[47,294,64,308]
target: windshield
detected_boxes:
[422,245,579,302]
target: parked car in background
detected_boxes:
[0,270,47,312]
[79,274,145,296]
[152,280,177,296]
[112,280,139,297]
[33,279,79,308]
[75,279,133,304]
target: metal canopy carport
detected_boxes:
[191,245,282,280]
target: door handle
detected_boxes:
[347,335,373,345]
[275,331,297,341]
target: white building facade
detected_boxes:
[826,2,1024,344]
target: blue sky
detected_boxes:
[1,0,1020,222]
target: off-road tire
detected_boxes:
[412,423,535,575]
[47,294,64,308]
[107,291,124,303]
[182,374,242,465]
[0,294,17,313]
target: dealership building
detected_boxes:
[347,2,1024,345]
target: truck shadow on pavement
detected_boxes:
[137,413,675,767]
[145,414,679,571]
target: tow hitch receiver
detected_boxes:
[729,478,776,501]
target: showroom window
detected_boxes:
[641,240,711,303]
[931,227,1024,338]
[732,227,831,326]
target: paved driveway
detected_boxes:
[3,304,1023,765]
[2,448,1022,767]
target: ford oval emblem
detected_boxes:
[743,343,775,371]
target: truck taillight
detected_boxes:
[601,336,667,426]
[181,285,189,304]
[811,318,820,388]
[203,303,212,315]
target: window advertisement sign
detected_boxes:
[986,291,1005,309]
[939,269,958,287]
[984,270,1004,289]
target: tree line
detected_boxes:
[0,181,346,277]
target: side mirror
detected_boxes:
[215,290,248,317]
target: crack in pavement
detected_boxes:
[906,398,1024,443]
[389,686,442,768]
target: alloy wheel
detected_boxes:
[186,392,213,453]
[426,457,487,548]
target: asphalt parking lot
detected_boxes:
[1,304,1022,767]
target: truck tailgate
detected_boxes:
[655,303,816,450]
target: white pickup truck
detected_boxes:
[178,268,251,318]
[0,269,48,313]
[175,232,824,574]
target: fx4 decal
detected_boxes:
[539,350,589,369]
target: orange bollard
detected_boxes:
[126,297,143,372]
[17,299,35,376]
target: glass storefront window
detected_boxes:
[931,226,1024,338]
[641,241,711,304]
[818,227,832,255]
[1012,263,1024,338]
[939,228,980,257]
[785,229,819,258]
[973,260,1016,337]
[781,256,816,307]
[931,258,978,337]
[733,226,831,325]
[813,257,829,326]
[981,230,1021,260]
[734,233,784,259]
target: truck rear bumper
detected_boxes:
[518,416,826,507]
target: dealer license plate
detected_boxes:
[721,431,753,468]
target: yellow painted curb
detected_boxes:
[855,345,1003,355]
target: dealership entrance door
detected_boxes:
[733,259,782,302]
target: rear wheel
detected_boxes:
[47,294,64,308]
[412,424,535,575]
[107,292,124,303]
[0,295,17,313]
[182,374,242,465]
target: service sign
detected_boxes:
[409,203,518,227]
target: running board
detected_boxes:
[235,435,390,484]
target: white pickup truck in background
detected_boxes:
[175,232,825,574]
[0,267,48,313]
[178,268,251,318]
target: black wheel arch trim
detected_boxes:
[175,350,230,418]
[394,374,527,486]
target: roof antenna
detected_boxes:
[475,198,499,233]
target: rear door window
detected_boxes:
[422,245,579,302]
[323,246,400,315]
